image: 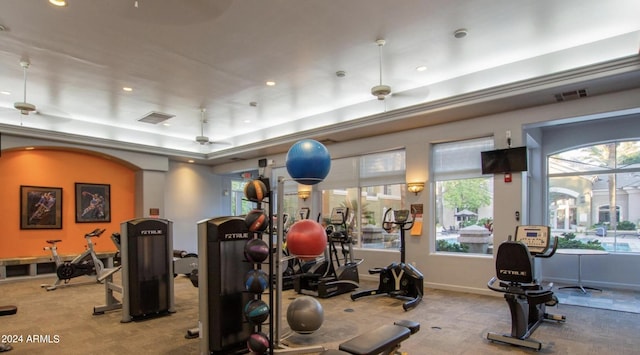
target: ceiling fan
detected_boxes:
[369,38,431,110]
[14,59,37,115]
[371,39,392,101]
[194,108,230,147]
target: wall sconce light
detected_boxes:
[49,0,68,6]
[407,182,425,195]
[297,190,311,201]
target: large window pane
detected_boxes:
[433,137,494,254]
[360,183,405,250]
[320,149,406,250]
[231,180,254,216]
[435,177,494,253]
[548,140,640,253]
[322,187,359,242]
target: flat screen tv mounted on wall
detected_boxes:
[481,146,528,174]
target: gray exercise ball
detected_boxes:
[286,296,324,334]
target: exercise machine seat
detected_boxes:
[394,319,420,334]
[495,241,554,304]
[495,241,534,284]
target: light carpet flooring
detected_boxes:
[1,275,639,354]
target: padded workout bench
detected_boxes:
[322,320,420,355]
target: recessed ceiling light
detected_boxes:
[0,91,10,95]
[454,28,468,39]
[416,65,427,72]
[25,147,35,150]
[244,119,252,123]
[266,81,276,86]
[49,0,68,7]
[187,159,194,163]
[122,87,133,92]
[162,123,171,127]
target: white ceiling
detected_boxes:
[1,0,639,165]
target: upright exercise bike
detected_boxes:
[351,208,424,311]
[41,228,107,291]
[294,207,361,298]
[487,225,566,351]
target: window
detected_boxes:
[270,167,303,229]
[433,137,494,254]
[318,150,406,250]
[548,140,640,253]
[231,179,255,216]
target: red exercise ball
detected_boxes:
[286,220,327,261]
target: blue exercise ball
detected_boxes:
[286,139,331,185]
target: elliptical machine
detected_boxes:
[294,207,361,298]
[282,207,325,290]
[351,208,424,311]
[41,228,107,291]
[487,225,566,351]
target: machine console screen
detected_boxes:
[394,210,410,223]
[514,225,551,254]
[330,207,348,225]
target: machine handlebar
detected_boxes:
[382,209,415,232]
[85,228,106,238]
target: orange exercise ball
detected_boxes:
[286,220,327,261]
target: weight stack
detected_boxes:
[120,218,175,323]
[198,216,253,354]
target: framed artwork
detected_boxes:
[75,183,111,223]
[20,185,63,229]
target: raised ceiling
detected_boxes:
[0,0,639,165]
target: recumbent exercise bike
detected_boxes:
[41,228,109,291]
[351,208,424,311]
[487,225,566,351]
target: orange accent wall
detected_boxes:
[0,149,136,258]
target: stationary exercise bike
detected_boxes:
[294,207,361,298]
[351,208,424,311]
[41,228,107,291]
[487,225,566,351]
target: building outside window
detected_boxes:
[433,137,495,254]
[547,140,640,253]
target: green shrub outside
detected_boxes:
[557,232,605,250]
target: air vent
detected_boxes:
[138,111,175,124]
[554,89,588,102]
